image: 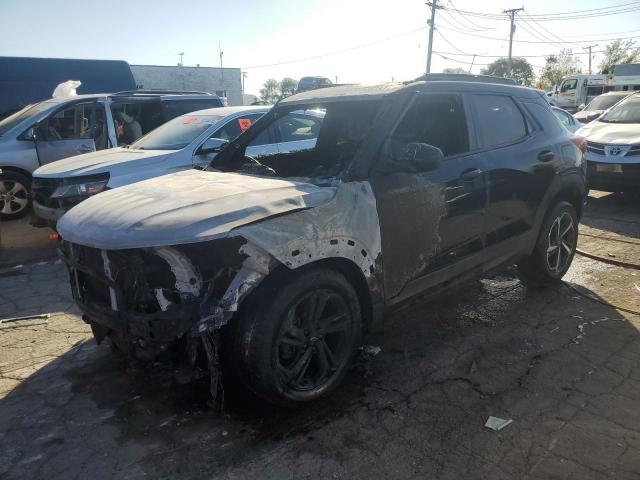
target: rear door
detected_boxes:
[34,101,106,164]
[370,93,487,300]
[468,94,555,267]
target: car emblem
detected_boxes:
[604,145,631,157]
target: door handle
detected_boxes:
[460,168,482,182]
[537,150,555,162]
[77,145,93,153]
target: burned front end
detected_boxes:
[59,237,273,362]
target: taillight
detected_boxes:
[570,134,587,154]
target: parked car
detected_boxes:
[57,78,586,406]
[552,106,580,132]
[577,92,640,192]
[573,91,631,124]
[0,90,224,219]
[31,106,323,226]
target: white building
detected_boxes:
[130,64,243,106]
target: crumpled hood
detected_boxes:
[33,148,171,178]
[577,121,640,144]
[58,169,337,249]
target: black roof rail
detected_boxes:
[111,89,214,96]
[411,73,517,86]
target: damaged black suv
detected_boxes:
[58,77,587,406]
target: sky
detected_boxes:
[0,0,639,96]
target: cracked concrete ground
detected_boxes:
[0,191,639,480]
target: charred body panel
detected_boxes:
[59,236,269,359]
[58,180,383,360]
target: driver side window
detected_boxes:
[212,113,264,142]
[560,79,577,93]
[390,94,469,159]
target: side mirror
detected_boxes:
[198,137,228,155]
[396,143,443,172]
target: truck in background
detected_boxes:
[0,57,136,120]
[549,64,640,112]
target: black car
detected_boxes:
[57,76,587,406]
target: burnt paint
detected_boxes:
[370,173,446,298]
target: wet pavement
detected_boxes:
[0,191,639,480]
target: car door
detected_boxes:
[273,112,322,154]
[33,101,106,164]
[468,94,554,268]
[370,93,487,301]
[557,78,578,109]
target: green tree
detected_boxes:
[442,67,466,74]
[279,78,298,98]
[599,39,640,74]
[539,49,582,88]
[259,79,280,104]
[480,57,534,86]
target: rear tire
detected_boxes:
[0,170,32,220]
[231,267,362,407]
[517,201,578,288]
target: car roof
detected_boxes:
[599,91,633,96]
[280,79,542,106]
[182,105,270,117]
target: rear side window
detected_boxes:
[471,95,527,148]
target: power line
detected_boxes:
[442,2,640,21]
[437,24,640,45]
[435,29,472,55]
[242,26,426,69]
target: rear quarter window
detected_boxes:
[525,103,566,136]
[470,95,527,148]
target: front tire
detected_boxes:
[518,201,578,288]
[232,267,362,407]
[0,170,32,220]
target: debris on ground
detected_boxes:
[0,264,24,277]
[484,416,513,431]
[360,345,382,356]
[0,313,50,324]
[469,361,478,375]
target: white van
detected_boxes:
[549,75,608,112]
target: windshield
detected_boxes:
[586,95,626,111]
[0,102,52,136]
[130,114,223,150]
[600,96,640,124]
[213,101,376,179]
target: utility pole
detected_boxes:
[584,45,598,74]
[426,1,442,74]
[469,54,477,73]
[503,8,523,78]
[218,43,225,98]
[241,71,247,95]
